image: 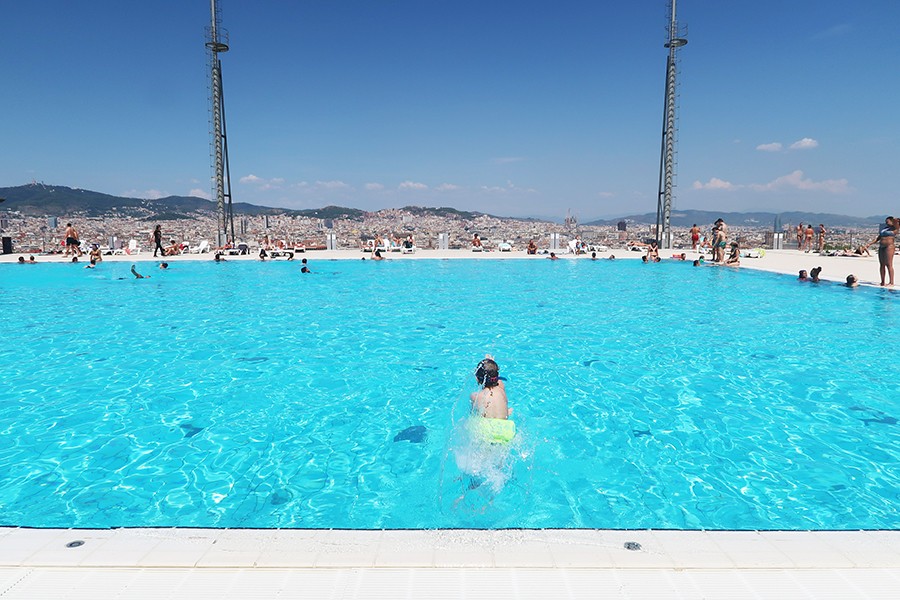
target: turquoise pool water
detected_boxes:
[1,258,899,530]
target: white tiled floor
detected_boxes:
[1,528,900,598]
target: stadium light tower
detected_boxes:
[655,0,687,250]
[207,0,235,246]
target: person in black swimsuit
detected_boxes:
[150,225,165,257]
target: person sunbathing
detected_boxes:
[725,242,741,266]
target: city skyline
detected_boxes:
[2,1,898,221]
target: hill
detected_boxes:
[0,183,372,220]
[0,183,510,222]
[0,183,884,228]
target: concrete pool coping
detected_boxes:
[1,528,899,598]
[0,246,894,288]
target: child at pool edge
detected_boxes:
[470,355,512,420]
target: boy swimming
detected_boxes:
[470,356,515,443]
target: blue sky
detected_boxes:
[2,1,898,220]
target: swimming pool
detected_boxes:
[1,258,898,530]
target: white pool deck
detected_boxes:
[1,528,899,598]
[2,247,898,598]
[0,243,893,283]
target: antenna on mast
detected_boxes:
[655,0,687,250]
[206,0,235,246]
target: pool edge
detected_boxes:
[2,527,899,569]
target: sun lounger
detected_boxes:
[190,240,211,254]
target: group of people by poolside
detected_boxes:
[361,234,415,253]
[710,219,740,265]
[804,216,900,287]
[28,215,900,288]
[149,225,188,257]
[689,219,740,266]
[795,222,828,253]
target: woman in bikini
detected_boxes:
[725,242,741,266]
[867,216,900,286]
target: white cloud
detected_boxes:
[757,138,818,152]
[239,174,285,190]
[399,180,428,190]
[692,177,737,191]
[790,137,819,150]
[480,180,537,194]
[315,180,350,190]
[189,188,211,200]
[597,191,614,199]
[756,142,783,152]
[436,183,460,192]
[749,170,850,193]
[365,182,385,191]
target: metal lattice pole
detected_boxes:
[656,0,687,250]
[207,0,233,246]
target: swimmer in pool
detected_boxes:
[131,264,149,279]
[470,356,511,420]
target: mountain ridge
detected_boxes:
[0,183,884,228]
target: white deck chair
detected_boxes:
[126,239,140,255]
[190,240,210,254]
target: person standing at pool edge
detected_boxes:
[150,225,165,257]
[867,216,900,286]
[64,223,82,257]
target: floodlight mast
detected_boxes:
[655,0,687,250]
[207,0,234,246]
